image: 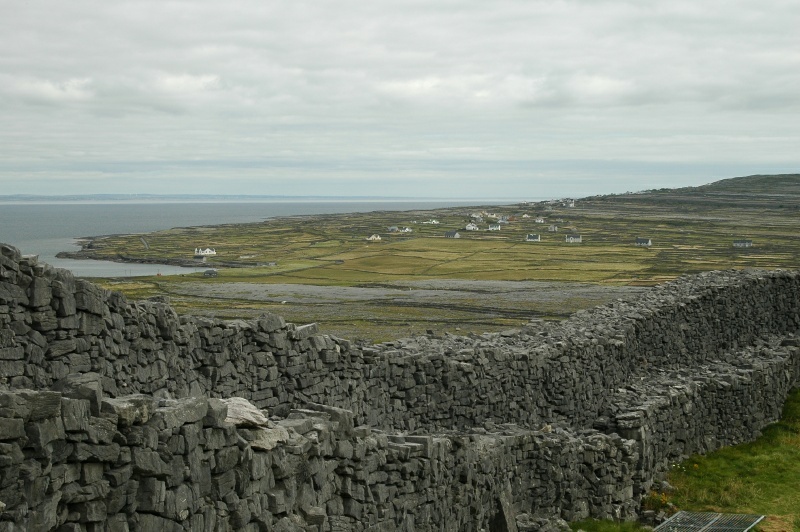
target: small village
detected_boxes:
[56,183,775,294]
[187,196,757,272]
[356,199,753,249]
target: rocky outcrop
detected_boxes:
[1,242,799,530]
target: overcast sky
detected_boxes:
[2,1,798,198]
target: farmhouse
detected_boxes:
[635,237,652,247]
[366,234,382,241]
[422,219,440,225]
[194,247,216,257]
[733,239,753,248]
[566,234,582,243]
[488,224,501,231]
[525,234,541,242]
[535,217,545,223]
[400,227,413,233]
[444,231,461,238]
[465,223,479,231]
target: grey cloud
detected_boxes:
[0,1,798,196]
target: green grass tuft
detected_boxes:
[667,388,800,524]
[569,519,649,532]
[569,389,800,532]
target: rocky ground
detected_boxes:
[171,279,646,305]
[162,279,650,341]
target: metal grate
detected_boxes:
[654,511,765,532]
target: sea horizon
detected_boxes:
[0,194,544,205]
[0,198,531,277]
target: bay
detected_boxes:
[0,199,508,277]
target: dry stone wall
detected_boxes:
[1,242,799,530]
[0,381,640,531]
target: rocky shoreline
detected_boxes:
[49,203,491,270]
[55,249,257,269]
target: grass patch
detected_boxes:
[569,389,800,532]
[664,388,800,526]
[569,519,650,532]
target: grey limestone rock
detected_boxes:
[52,372,103,415]
[221,396,269,427]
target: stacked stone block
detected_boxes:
[0,377,640,531]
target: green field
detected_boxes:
[73,175,800,341]
[77,177,800,285]
[572,389,800,532]
[664,388,800,531]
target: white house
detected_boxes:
[733,239,753,248]
[465,223,480,231]
[194,247,217,257]
[526,234,541,242]
[400,227,413,233]
[635,237,652,247]
[534,217,545,224]
[488,224,501,231]
[548,225,558,232]
[422,219,440,225]
[366,234,382,241]
[565,234,582,243]
[522,214,530,219]
[387,226,399,232]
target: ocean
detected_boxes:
[0,200,506,277]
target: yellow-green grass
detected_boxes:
[569,389,800,532]
[569,520,650,532]
[661,388,800,530]
[81,193,800,289]
[83,190,800,338]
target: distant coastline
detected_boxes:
[0,193,527,204]
[52,199,524,268]
[0,198,521,277]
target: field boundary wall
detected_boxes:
[1,242,798,530]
